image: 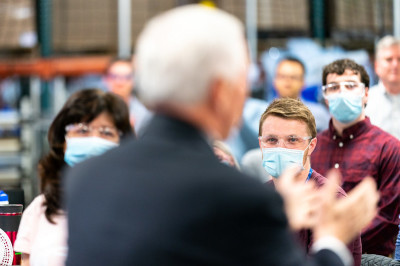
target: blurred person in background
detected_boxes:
[14,89,133,266]
[366,35,400,139]
[259,98,361,266]
[213,140,240,169]
[241,57,330,182]
[104,57,152,135]
[274,57,330,132]
[311,59,400,256]
[247,59,267,99]
[65,5,378,266]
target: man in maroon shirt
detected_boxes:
[311,59,400,256]
[258,97,362,266]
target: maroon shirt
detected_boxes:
[266,170,362,266]
[311,117,400,256]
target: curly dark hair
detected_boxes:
[322,58,370,87]
[39,88,133,223]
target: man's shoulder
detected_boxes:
[197,161,276,197]
[311,171,347,197]
[310,170,326,187]
[366,123,400,146]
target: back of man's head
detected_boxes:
[135,5,247,109]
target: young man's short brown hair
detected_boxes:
[258,97,317,138]
[322,58,370,87]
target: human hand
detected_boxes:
[312,169,379,244]
[275,166,324,231]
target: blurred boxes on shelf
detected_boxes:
[330,0,393,38]
[52,0,177,53]
[0,138,21,153]
[333,0,374,30]
[0,111,21,153]
[131,0,176,48]
[0,167,20,186]
[1,0,395,54]
[257,0,309,31]
[0,110,22,186]
[52,0,118,52]
[219,0,246,22]
[0,0,37,50]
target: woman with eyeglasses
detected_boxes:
[14,89,133,266]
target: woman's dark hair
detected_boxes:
[39,88,133,223]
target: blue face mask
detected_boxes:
[64,137,118,167]
[327,93,363,124]
[262,141,311,178]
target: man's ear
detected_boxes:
[207,78,224,116]
[307,137,318,156]
[258,137,264,159]
[363,87,369,107]
[374,60,379,75]
[299,77,305,90]
[209,77,234,117]
[206,77,233,139]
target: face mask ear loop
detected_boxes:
[302,138,314,168]
[305,138,314,151]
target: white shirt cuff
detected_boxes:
[311,236,353,266]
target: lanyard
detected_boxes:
[305,168,313,183]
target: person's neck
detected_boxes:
[381,81,400,95]
[296,160,311,182]
[278,93,301,99]
[332,113,365,136]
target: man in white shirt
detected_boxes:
[366,35,400,139]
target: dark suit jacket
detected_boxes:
[65,114,345,266]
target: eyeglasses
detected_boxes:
[259,135,312,149]
[65,123,121,142]
[322,81,365,97]
[107,73,132,81]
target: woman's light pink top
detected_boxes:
[14,195,67,266]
